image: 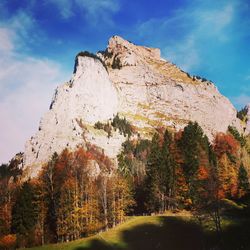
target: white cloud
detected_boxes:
[77,0,120,23]
[195,3,234,42]
[0,57,67,164]
[0,13,70,164]
[49,0,120,23]
[232,94,250,107]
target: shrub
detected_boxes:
[94,114,133,138]
[237,106,248,122]
[94,121,104,130]
[0,234,16,250]
[111,114,133,137]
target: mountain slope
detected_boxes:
[23,35,243,177]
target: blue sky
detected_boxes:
[0,0,250,163]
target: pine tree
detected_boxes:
[145,133,162,212]
[178,122,213,207]
[11,181,38,244]
[238,163,249,197]
[160,130,176,210]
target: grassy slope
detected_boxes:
[23,216,162,250]
[24,212,250,250]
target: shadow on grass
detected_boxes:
[74,216,250,250]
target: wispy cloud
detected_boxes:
[48,0,73,19]
[245,75,250,81]
[232,94,250,107]
[49,0,121,24]
[136,0,237,71]
[0,12,69,163]
[0,27,14,53]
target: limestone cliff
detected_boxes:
[24,55,120,177]
[23,35,243,177]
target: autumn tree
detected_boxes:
[213,133,240,198]
[108,174,134,227]
[0,234,16,250]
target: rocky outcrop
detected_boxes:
[246,104,250,134]
[23,35,243,177]
[23,55,120,177]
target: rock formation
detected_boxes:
[246,104,250,134]
[23,35,243,177]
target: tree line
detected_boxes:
[0,122,249,249]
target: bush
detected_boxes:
[94,121,104,130]
[94,114,133,138]
[111,114,133,137]
[237,106,248,122]
[0,234,16,250]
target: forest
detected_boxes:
[0,121,250,249]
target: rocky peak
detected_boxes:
[108,35,161,60]
[99,35,203,86]
[98,35,161,69]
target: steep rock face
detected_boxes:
[23,35,243,177]
[24,55,119,177]
[100,36,241,139]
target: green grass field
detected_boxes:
[23,211,250,250]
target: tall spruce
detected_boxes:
[11,181,38,235]
[145,133,162,212]
[178,122,206,205]
[238,163,249,195]
[161,130,176,210]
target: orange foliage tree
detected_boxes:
[213,133,240,199]
[0,234,16,250]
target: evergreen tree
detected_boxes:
[238,163,249,196]
[178,122,209,206]
[161,130,176,210]
[179,122,203,177]
[11,181,38,236]
[145,133,162,212]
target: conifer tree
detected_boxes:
[238,163,249,196]
[145,133,162,212]
[160,130,176,210]
[11,181,38,245]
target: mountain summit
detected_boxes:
[23,35,244,177]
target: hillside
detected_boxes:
[23,212,250,250]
